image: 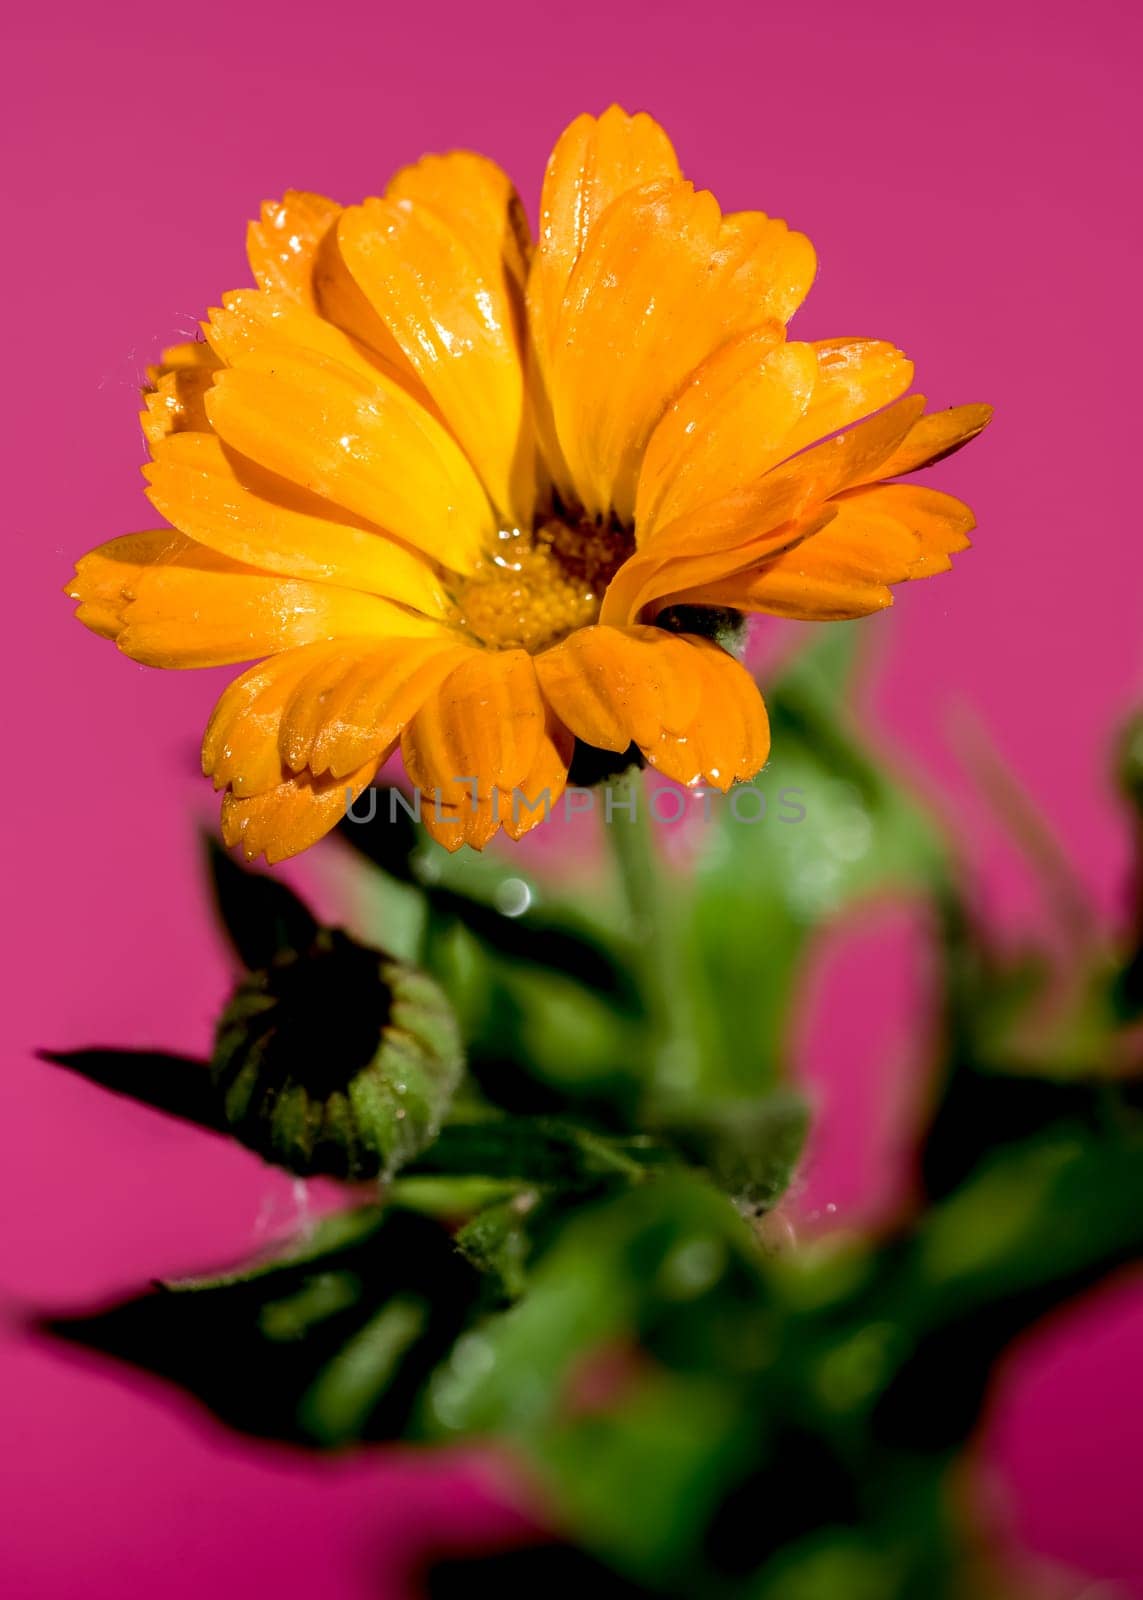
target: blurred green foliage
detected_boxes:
[42,629,1143,1599]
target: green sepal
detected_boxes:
[204,834,319,969]
[212,928,463,1180]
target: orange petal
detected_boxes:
[70,533,446,668]
[534,624,703,755]
[202,642,348,797]
[221,760,376,865]
[280,638,473,779]
[125,567,443,669]
[204,289,425,400]
[527,108,681,506]
[635,331,812,536]
[530,106,680,365]
[501,709,574,841]
[205,637,469,794]
[144,430,449,613]
[776,339,915,460]
[386,150,531,294]
[550,181,723,520]
[336,196,533,527]
[600,396,926,624]
[246,190,341,309]
[856,403,993,483]
[205,344,494,574]
[643,636,770,790]
[635,337,911,542]
[668,484,976,619]
[144,339,218,384]
[402,650,547,804]
[140,340,221,445]
[549,182,817,522]
[420,705,573,852]
[65,529,193,638]
[710,208,817,331]
[419,793,503,852]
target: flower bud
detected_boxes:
[211,929,462,1180]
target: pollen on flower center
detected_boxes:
[450,516,635,653]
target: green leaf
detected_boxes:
[427,884,640,1012]
[337,784,421,881]
[46,1206,484,1446]
[429,931,647,1125]
[424,1173,766,1440]
[920,886,1141,1196]
[453,1196,546,1301]
[656,1091,810,1212]
[340,786,642,1010]
[531,1369,752,1589]
[203,834,319,969]
[406,1118,673,1186]
[662,629,949,1106]
[296,1297,428,1444]
[39,1048,221,1133]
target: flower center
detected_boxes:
[450,516,635,653]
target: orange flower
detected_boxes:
[67,108,990,861]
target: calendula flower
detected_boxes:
[67,107,990,860]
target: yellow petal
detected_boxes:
[310,224,423,380]
[204,290,427,402]
[635,331,812,537]
[600,396,926,624]
[386,150,531,294]
[534,625,703,755]
[336,196,533,526]
[205,344,494,573]
[246,190,341,308]
[66,529,193,638]
[857,403,993,483]
[69,533,446,668]
[222,760,376,865]
[144,431,448,614]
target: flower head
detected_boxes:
[68,108,990,860]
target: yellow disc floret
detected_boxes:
[451,517,635,652]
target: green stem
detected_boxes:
[605,769,700,1096]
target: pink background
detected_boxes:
[3,1,1141,1594]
